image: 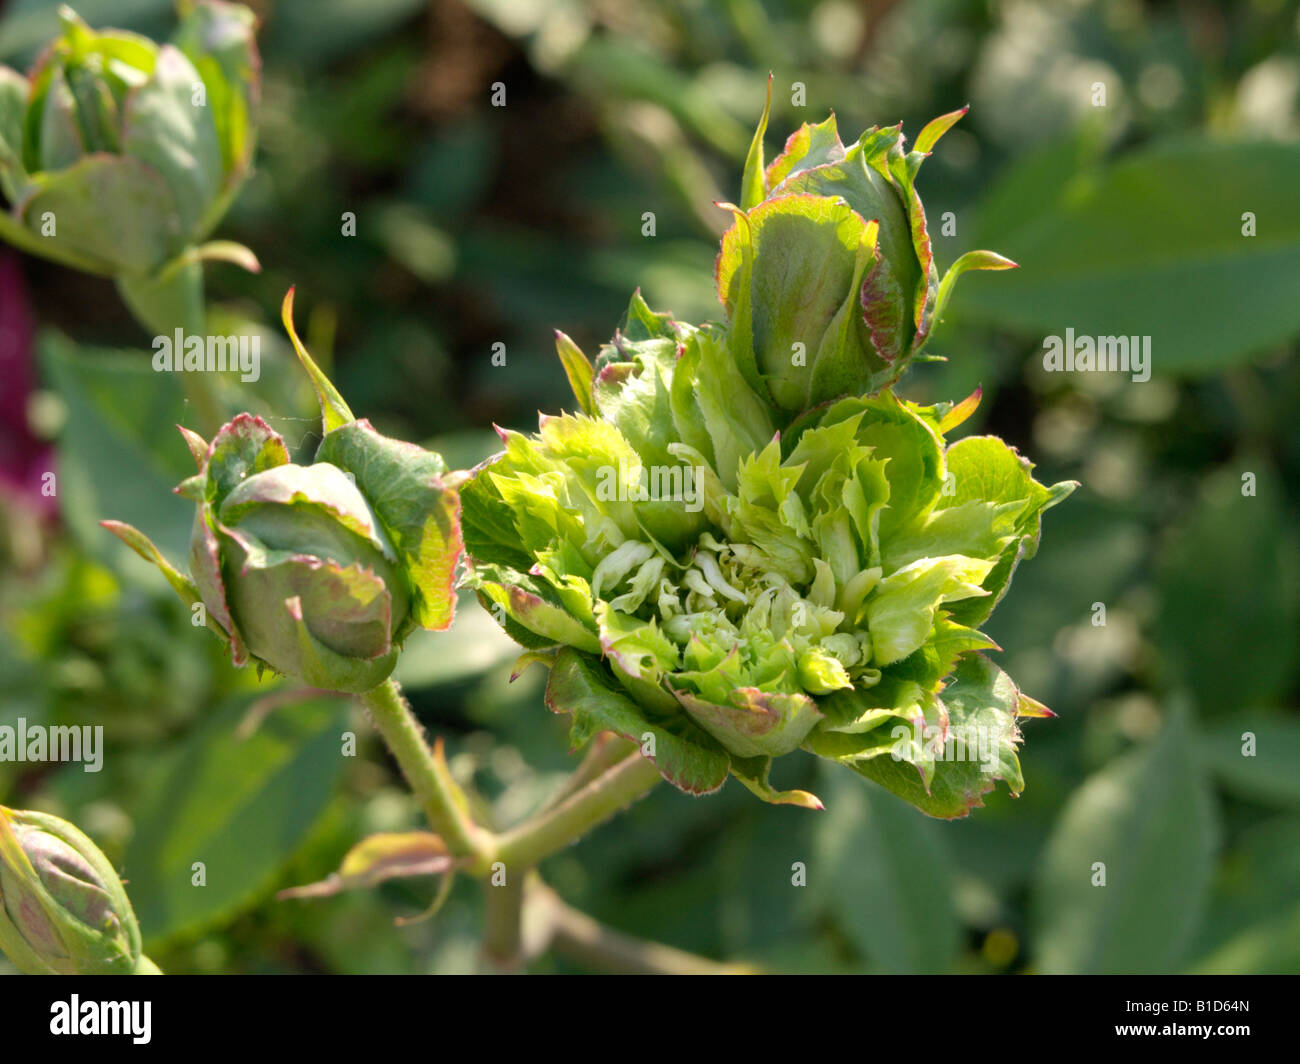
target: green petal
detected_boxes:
[202,412,291,506]
[316,418,462,634]
[842,654,1028,819]
[669,683,823,759]
[546,648,730,796]
[121,45,223,242]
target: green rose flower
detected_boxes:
[718,87,1017,418]
[464,293,1074,816]
[0,806,143,975]
[104,291,463,694]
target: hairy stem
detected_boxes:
[360,678,489,868]
[494,752,662,871]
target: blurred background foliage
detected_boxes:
[1,0,1298,974]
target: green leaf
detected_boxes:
[545,647,730,796]
[729,755,822,809]
[470,560,601,654]
[99,518,198,607]
[1200,712,1300,808]
[280,287,354,433]
[738,73,771,210]
[865,555,994,666]
[18,153,180,273]
[1155,462,1300,717]
[0,65,30,201]
[933,248,1017,324]
[958,138,1300,372]
[913,105,968,155]
[124,692,349,946]
[42,332,195,564]
[1186,816,1300,974]
[278,831,452,900]
[820,654,1031,819]
[940,435,1075,628]
[553,330,594,416]
[315,419,462,634]
[813,767,960,972]
[1030,707,1219,973]
[457,452,537,574]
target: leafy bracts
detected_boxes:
[719,94,1016,418]
[104,291,462,693]
[0,2,260,326]
[464,292,1073,816]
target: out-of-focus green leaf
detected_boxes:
[812,768,959,973]
[1187,816,1300,974]
[124,691,349,946]
[42,332,195,564]
[958,139,1300,372]
[1031,708,1218,973]
[1155,462,1300,717]
[1200,712,1300,808]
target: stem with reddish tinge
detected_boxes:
[360,678,489,869]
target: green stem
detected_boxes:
[494,752,662,870]
[481,870,527,969]
[360,678,489,868]
[535,884,754,975]
[133,954,163,975]
[116,260,223,434]
[537,733,640,813]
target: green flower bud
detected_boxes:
[464,292,1074,817]
[104,290,463,694]
[717,86,1017,419]
[0,806,141,975]
[0,2,259,280]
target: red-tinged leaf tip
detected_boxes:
[281,287,354,433]
[173,473,204,500]
[1016,692,1056,719]
[176,424,208,469]
[492,422,510,444]
[938,385,983,434]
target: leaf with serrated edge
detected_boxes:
[545,647,729,796]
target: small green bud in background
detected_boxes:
[0,806,142,975]
[104,290,463,694]
[718,83,1017,419]
[0,2,261,332]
